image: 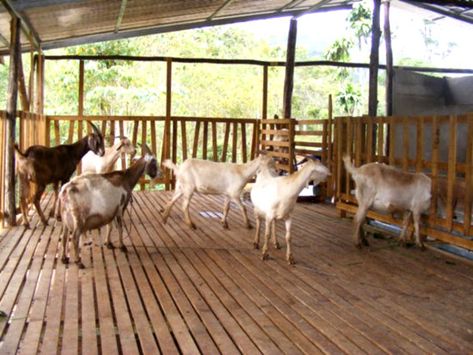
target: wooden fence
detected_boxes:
[334,114,473,251]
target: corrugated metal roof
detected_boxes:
[0,0,472,55]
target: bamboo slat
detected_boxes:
[464,117,473,234]
[221,122,230,162]
[202,121,208,160]
[446,116,457,231]
[212,121,217,161]
[241,122,247,163]
[181,120,188,161]
[232,122,238,163]
[192,121,201,159]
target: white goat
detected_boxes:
[251,157,330,264]
[59,144,160,268]
[343,155,431,249]
[162,154,274,229]
[81,136,136,174]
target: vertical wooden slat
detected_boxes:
[377,119,384,162]
[0,113,5,224]
[232,122,238,163]
[416,116,424,173]
[368,0,381,116]
[78,60,84,141]
[54,121,60,145]
[150,119,157,155]
[322,121,327,163]
[446,115,457,231]
[241,123,247,163]
[288,119,295,173]
[389,116,395,165]
[35,53,44,115]
[345,117,353,196]
[366,117,373,163]
[119,120,126,170]
[28,52,36,112]
[355,118,362,167]
[221,122,230,162]
[110,119,115,138]
[211,121,217,161]
[192,121,201,158]
[172,118,177,164]
[384,0,393,116]
[402,116,409,170]
[283,18,297,119]
[327,95,334,197]
[202,121,208,160]
[464,116,473,235]
[132,121,139,147]
[250,121,258,160]
[68,120,75,144]
[430,116,440,219]
[141,119,147,190]
[181,120,188,161]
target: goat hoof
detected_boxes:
[274,242,281,249]
[106,242,115,249]
[190,223,197,230]
[418,244,426,251]
[246,224,253,229]
[362,238,370,247]
[120,246,128,253]
[22,222,30,229]
[55,215,62,222]
[287,256,295,265]
[77,262,85,269]
[355,243,362,249]
[261,253,269,261]
[62,256,69,264]
[222,222,229,229]
[253,242,259,250]
[41,220,49,227]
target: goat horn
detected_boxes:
[142,143,153,156]
[87,121,101,136]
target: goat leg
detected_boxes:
[253,215,261,249]
[221,198,230,229]
[285,218,294,265]
[413,211,425,250]
[272,220,280,249]
[261,218,272,261]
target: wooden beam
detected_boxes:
[283,17,297,119]
[3,0,84,11]
[368,0,381,116]
[384,0,393,116]
[114,0,128,33]
[278,0,307,12]
[1,0,41,50]
[262,65,268,119]
[5,16,20,226]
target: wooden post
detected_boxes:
[368,0,381,117]
[383,0,393,116]
[262,64,268,120]
[164,58,172,190]
[17,51,29,111]
[5,17,21,226]
[35,53,44,114]
[283,17,297,119]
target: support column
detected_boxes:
[384,0,393,116]
[283,17,297,119]
[368,0,381,117]
[5,17,21,226]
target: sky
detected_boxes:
[229,2,473,70]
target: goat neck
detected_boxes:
[240,155,265,180]
[123,156,149,190]
[71,135,94,160]
[284,161,319,198]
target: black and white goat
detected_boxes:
[59,144,160,268]
[15,122,105,227]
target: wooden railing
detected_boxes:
[334,114,473,251]
[46,115,259,188]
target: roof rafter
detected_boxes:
[207,0,236,20]
[1,0,41,49]
[115,0,128,33]
[402,0,473,25]
[5,0,84,11]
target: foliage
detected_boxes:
[336,83,361,115]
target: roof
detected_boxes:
[0,0,472,56]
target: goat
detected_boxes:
[59,144,160,268]
[251,157,330,264]
[81,136,136,174]
[343,156,431,249]
[162,154,274,229]
[15,122,105,227]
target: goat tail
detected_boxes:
[162,159,179,175]
[343,155,358,177]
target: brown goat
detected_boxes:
[15,121,105,227]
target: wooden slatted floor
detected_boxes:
[0,191,472,354]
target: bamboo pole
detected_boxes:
[283,17,297,119]
[383,0,393,116]
[368,0,381,116]
[5,16,21,226]
[164,58,172,189]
